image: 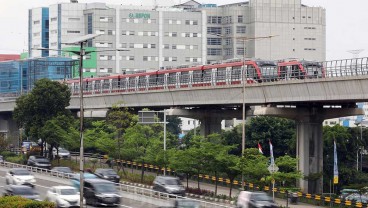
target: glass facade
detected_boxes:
[0,57,77,95]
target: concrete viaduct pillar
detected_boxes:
[166,108,253,137]
[255,105,364,194]
[0,113,19,147]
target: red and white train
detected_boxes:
[65,59,324,95]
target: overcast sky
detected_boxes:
[0,0,367,60]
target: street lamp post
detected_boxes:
[33,34,131,207]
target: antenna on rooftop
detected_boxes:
[347,49,364,59]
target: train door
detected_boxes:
[215,67,225,86]
[179,71,190,88]
[167,72,177,89]
[246,65,258,82]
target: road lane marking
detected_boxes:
[120,205,133,208]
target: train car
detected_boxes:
[64,58,278,95]
[278,60,325,80]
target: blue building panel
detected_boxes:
[0,57,77,95]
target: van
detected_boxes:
[153,176,185,196]
[237,191,278,208]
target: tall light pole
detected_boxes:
[34,34,130,207]
[235,35,277,189]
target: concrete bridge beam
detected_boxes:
[255,106,364,194]
[166,108,253,136]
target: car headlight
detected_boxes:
[30,179,36,183]
[103,175,109,179]
[116,176,120,179]
[57,198,69,206]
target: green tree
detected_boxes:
[122,124,157,182]
[39,114,79,160]
[168,148,197,188]
[166,116,182,136]
[274,155,302,188]
[106,104,137,173]
[84,120,116,153]
[13,78,71,155]
[218,152,241,197]
[241,148,269,183]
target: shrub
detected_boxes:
[0,151,17,158]
[0,196,55,208]
[6,155,26,164]
[119,172,155,185]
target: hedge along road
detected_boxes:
[0,167,157,208]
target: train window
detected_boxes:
[102,80,110,90]
[291,65,302,78]
[193,71,203,83]
[157,74,165,85]
[231,66,242,80]
[138,76,146,88]
[148,75,156,87]
[216,68,226,81]
[128,77,136,89]
[247,65,256,79]
[203,69,212,82]
[121,78,127,90]
[179,71,190,84]
[168,73,176,84]
[259,65,278,77]
[112,78,120,89]
[73,84,80,93]
[94,80,101,90]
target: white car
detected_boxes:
[5,168,36,187]
[53,148,71,159]
[46,186,85,208]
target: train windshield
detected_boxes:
[257,61,278,77]
[303,62,323,77]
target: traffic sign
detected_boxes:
[268,163,279,173]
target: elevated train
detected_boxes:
[65,59,324,95]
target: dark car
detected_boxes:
[94,168,120,183]
[153,176,185,197]
[84,179,121,206]
[27,155,51,169]
[51,167,73,177]
[3,185,40,200]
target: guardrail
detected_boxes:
[0,161,231,208]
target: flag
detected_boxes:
[258,143,263,154]
[333,140,339,184]
[269,140,275,165]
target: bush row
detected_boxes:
[0,196,55,208]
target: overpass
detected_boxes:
[0,57,367,194]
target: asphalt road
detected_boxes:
[0,168,157,208]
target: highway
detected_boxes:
[0,167,157,208]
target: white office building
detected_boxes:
[28,0,326,76]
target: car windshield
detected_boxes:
[13,169,31,175]
[252,193,272,201]
[56,167,72,173]
[73,173,97,180]
[13,187,35,195]
[95,183,117,193]
[166,179,181,185]
[59,149,69,153]
[102,169,117,175]
[60,188,77,195]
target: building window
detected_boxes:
[225,38,232,45]
[172,45,177,49]
[238,15,243,23]
[185,20,190,25]
[237,47,245,55]
[33,32,40,37]
[51,17,57,22]
[185,33,190,37]
[129,43,134,48]
[33,20,40,25]
[193,20,198,25]
[236,26,246,34]
[207,38,222,45]
[164,44,169,49]
[108,30,114,35]
[164,57,169,61]
[68,18,80,21]
[224,48,233,56]
[224,27,232,35]
[67,31,80,34]
[96,30,105,34]
[172,32,177,37]
[151,44,156,49]
[193,33,198,37]
[143,44,148,48]
[207,27,221,35]
[172,57,177,61]
[207,16,222,24]
[207,48,222,56]
[128,56,134,61]
[129,31,135,36]
[143,56,148,61]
